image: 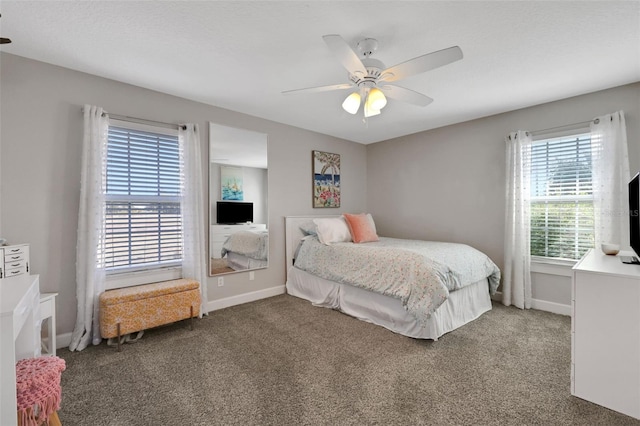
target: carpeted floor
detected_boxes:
[58,295,639,425]
[210,258,234,275]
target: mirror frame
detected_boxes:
[208,122,268,276]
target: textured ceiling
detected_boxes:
[2,1,639,144]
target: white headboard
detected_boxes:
[284,215,340,270]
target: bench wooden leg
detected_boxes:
[48,411,62,426]
[117,323,121,352]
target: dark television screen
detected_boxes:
[630,172,640,257]
[217,201,253,224]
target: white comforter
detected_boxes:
[294,236,500,324]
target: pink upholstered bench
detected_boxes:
[99,279,201,351]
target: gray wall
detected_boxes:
[367,83,640,307]
[0,53,367,336]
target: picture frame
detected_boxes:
[312,150,341,208]
[221,166,244,201]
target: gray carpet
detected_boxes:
[58,295,639,425]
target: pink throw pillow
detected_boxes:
[343,213,379,243]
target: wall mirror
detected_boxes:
[209,122,268,276]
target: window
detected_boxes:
[530,132,594,260]
[104,122,182,273]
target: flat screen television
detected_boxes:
[216,201,253,224]
[629,172,640,261]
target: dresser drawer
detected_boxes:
[212,226,236,235]
[5,258,27,270]
[4,253,27,263]
[3,245,29,263]
[211,233,233,243]
[4,245,27,259]
[4,264,28,278]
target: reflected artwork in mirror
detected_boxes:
[209,122,268,276]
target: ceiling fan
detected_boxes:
[0,14,11,45]
[283,34,462,118]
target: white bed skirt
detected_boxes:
[286,266,492,340]
[226,252,268,271]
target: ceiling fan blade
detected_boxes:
[379,84,433,107]
[0,38,11,44]
[322,34,367,76]
[282,83,353,95]
[380,46,463,82]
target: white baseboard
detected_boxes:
[492,291,571,316]
[206,285,286,313]
[530,298,571,316]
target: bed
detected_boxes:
[284,215,500,340]
[221,230,268,271]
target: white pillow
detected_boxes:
[313,217,353,245]
[298,220,318,236]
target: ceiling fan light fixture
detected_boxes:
[283,35,463,121]
[367,88,387,111]
[342,91,361,114]
[363,102,380,118]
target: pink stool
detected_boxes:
[15,356,66,426]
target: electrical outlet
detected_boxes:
[217,277,224,287]
[249,271,255,281]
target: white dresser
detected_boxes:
[210,224,266,258]
[0,243,30,278]
[572,249,640,419]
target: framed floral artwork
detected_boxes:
[312,150,340,208]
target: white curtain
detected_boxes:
[590,110,630,248]
[69,105,108,351]
[179,124,208,317]
[503,130,533,309]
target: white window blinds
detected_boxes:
[530,133,594,260]
[104,125,182,271]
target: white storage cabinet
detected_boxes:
[572,248,640,419]
[0,243,30,278]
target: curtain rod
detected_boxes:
[530,116,612,137]
[82,107,186,130]
[107,113,186,131]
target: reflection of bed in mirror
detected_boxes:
[222,229,268,271]
[210,223,267,274]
